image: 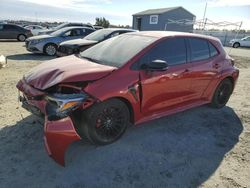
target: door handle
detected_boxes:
[172,73,179,77]
[172,69,189,77]
[213,63,220,69]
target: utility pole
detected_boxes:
[202,2,207,30]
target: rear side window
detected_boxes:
[208,42,219,57]
[4,25,18,30]
[85,29,94,34]
[137,38,187,68]
[189,38,210,61]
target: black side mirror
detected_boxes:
[141,60,168,71]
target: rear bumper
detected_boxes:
[44,116,81,166]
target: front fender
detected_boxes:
[44,116,81,166]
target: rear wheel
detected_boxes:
[79,99,130,145]
[17,34,26,42]
[210,79,233,108]
[44,43,57,56]
[233,42,240,48]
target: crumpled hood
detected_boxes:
[27,34,52,41]
[24,55,117,90]
[60,39,98,47]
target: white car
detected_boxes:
[229,36,250,48]
[24,25,46,36]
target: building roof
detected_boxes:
[133,6,195,17]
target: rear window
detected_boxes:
[4,25,18,30]
[189,38,210,61]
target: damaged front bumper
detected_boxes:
[43,92,96,166]
[44,116,81,166]
[17,79,96,166]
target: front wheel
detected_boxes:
[79,99,130,145]
[44,43,57,56]
[210,79,233,108]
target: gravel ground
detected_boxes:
[0,41,249,188]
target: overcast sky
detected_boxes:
[0,0,249,29]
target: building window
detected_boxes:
[150,15,158,24]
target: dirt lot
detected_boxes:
[0,41,249,188]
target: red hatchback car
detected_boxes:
[17,31,239,165]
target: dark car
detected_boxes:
[0,24,32,41]
[17,31,239,165]
[38,22,95,35]
[56,28,136,57]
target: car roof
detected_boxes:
[1,23,19,26]
[61,26,95,30]
[101,28,136,32]
[125,31,220,42]
[25,25,42,27]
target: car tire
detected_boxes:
[17,34,27,42]
[233,42,240,48]
[44,43,57,56]
[210,79,233,108]
[79,99,130,145]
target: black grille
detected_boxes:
[58,46,67,53]
[25,41,29,47]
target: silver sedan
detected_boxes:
[25,26,95,56]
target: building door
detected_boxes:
[136,17,142,31]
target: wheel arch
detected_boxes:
[203,74,237,102]
[224,76,235,91]
[43,42,58,53]
[110,96,135,124]
[17,33,27,41]
[233,42,240,47]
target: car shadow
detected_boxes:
[7,53,55,61]
[0,39,20,42]
[0,106,243,187]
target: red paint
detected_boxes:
[23,55,117,90]
[44,117,81,166]
[16,31,239,166]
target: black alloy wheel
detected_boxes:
[80,99,130,145]
[210,79,233,108]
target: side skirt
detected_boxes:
[135,99,209,125]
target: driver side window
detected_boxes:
[133,37,187,69]
[63,29,81,37]
[63,30,72,37]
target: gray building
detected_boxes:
[132,6,196,32]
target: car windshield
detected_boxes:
[50,27,69,36]
[241,37,250,40]
[80,34,158,68]
[84,29,115,41]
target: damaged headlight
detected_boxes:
[45,93,87,121]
